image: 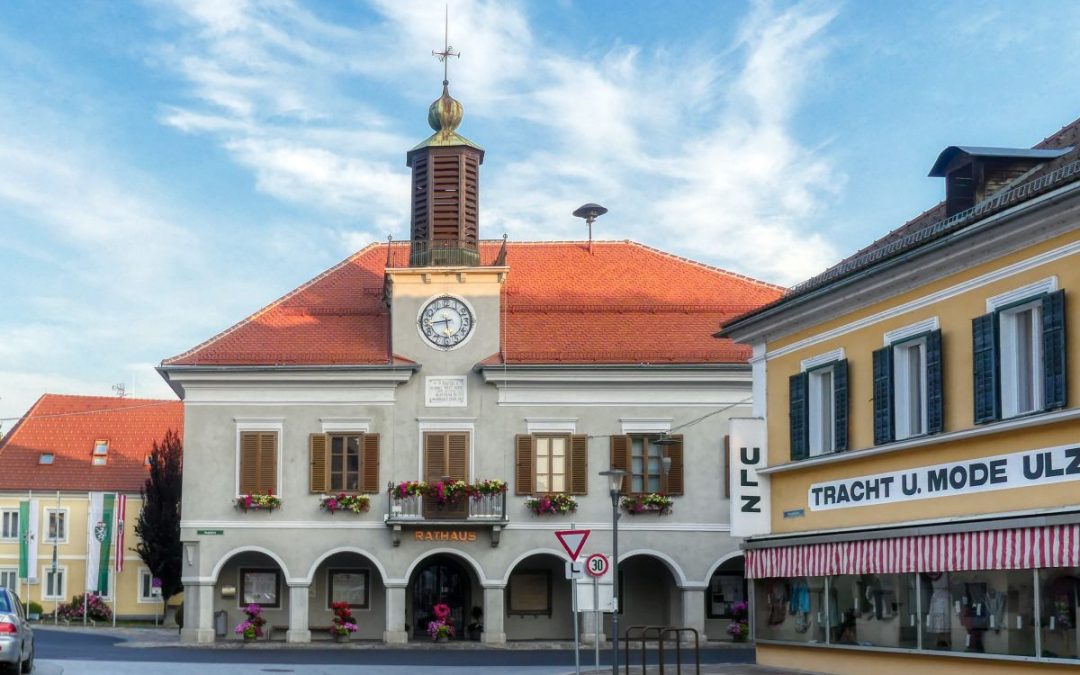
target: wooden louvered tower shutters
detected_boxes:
[407,145,483,266]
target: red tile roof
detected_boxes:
[0,394,183,492]
[164,240,783,367]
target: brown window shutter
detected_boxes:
[664,435,684,496]
[361,434,380,493]
[309,434,328,493]
[258,432,278,494]
[515,434,535,495]
[239,432,259,495]
[569,435,589,495]
[610,435,631,494]
[425,433,448,483]
[447,432,469,482]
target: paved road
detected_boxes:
[32,628,758,674]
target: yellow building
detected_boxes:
[721,118,1080,674]
[0,394,183,619]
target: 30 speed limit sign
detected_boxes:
[584,553,609,578]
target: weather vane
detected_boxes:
[431,5,459,85]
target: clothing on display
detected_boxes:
[926,573,951,634]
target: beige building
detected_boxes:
[0,393,183,619]
[722,118,1080,673]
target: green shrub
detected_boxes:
[27,601,43,616]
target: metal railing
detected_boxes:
[624,625,701,675]
[407,241,480,267]
[385,488,507,522]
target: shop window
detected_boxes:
[240,568,280,608]
[754,576,826,643]
[790,358,848,460]
[328,569,369,609]
[921,570,1035,657]
[830,573,917,649]
[1039,569,1080,660]
[973,286,1066,423]
[507,570,552,616]
[707,568,747,619]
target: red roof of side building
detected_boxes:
[163,240,783,367]
[0,394,183,492]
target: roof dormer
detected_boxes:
[929,146,1072,217]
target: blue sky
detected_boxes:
[1,0,1078,425]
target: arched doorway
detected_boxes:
[504,552,573,640]
[409,555,474,640]
[607,554,679,635]
[211,550,289,641]
[705,554,747,640]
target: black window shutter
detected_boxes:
[1042,289,1067,410]
[789,372,809,461]
[872,347,894,444]
[926,329,944,434]
[832,360,849,452]
[972,313,1000,423]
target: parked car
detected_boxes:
[0,587,33,673]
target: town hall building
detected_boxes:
[159,68,781,643]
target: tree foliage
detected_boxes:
[135,428,183,609]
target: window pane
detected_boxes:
[754,576,826,643]
[330,570,368,608]
[551,437,566,457]
[141,571,153,599]
[632,475,643,493]
[552,475,566,492]
[346,436,360,491]
[830,573,917,649]
[1040,568,1080,660]
[1016,309,1035,413]
[243,571,278,606]
[922,570,1034,656]
[909,345,924,435]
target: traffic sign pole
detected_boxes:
[569,524,581,675]
[593,575,600,671]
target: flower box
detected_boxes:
[525,494,578,515]
[620,493,673,515]
[320,493,370,514]
[236,493,281,512]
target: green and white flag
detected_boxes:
[17,500,39,582]
[85,492,115,594]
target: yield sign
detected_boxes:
[555,529,590,561]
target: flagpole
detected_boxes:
[84,492,90,626]
[54,490,59,625]
[111,492,118,628]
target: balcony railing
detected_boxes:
[386,491,507,521]
[384,484,509,546]
[407,241,480,267]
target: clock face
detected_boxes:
[418,296,475,350]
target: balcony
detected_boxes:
[384,481,509,547]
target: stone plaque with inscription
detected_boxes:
[425,376,467,407]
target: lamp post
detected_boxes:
[598,468,627,675]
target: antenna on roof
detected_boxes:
[572,203,608,254]
[112,383,126,398]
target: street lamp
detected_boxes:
[598,468,627,675]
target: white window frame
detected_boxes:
[416,418,475,480]
[0,568,17,590]
[807,365,835,457]
[233,419,284,498]
[42,565,67,600]
[43,507,68,544]
[137,567,157,603]
[999,299,1044,419]
[0,509,19,541]
[892,337,929,440]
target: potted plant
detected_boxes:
[467,605,483,641]
[525,494,578,515]
[427,602,455,642]
[329,601,358,642]
[727,601,749,642]
[620,492,673,515]
[236,491,282,512]
[234,603,266,641]
[320,493,370,514]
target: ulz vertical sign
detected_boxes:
[729,417,771,537]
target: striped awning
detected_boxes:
[745,523,1080,579]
